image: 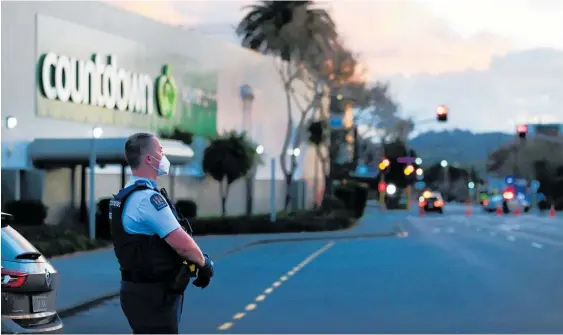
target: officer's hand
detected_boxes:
[193,254,214,289]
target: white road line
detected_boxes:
[490,231,497,236]
[433,227,441,233]
[447,227,454,233]
[507,235,516,242]
[531,242,544,249]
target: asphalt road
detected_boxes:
[62,206,563,334]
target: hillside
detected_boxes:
[408,129,514,170]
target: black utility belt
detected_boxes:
[121,271,173,284]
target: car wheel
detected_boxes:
[524,206,530,213]
[438,208,444,214]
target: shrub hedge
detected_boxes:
[3,200,48,226]
[4,187,368,257]
[12,224,110,258]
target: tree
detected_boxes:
[487,139,563,179]
[160,127,194,145]
[202,131,262,216]
[236,0,339,210]
[352,82,414,165]
[302,40,364,200]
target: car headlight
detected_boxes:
[386,184,397,195]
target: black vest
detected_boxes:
[109,182,182,283]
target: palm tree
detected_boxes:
[236,1,339,210]
[236,1,338,63]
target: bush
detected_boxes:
[4,200,48,226]
[319,196,346,214]
[333,182,368,218]
[13,224,109,258]
[189,210,355,236]
[176,200,197,219]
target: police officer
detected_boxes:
[109,132,214,334]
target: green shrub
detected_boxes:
[4,200,48,226]
[13,224,109,258]
[176,199,197,219]
[189,210,354,236]
[334,182,368,218]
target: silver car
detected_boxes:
[1,212,63,334]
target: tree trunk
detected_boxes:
[280,87,294,210]
[284,173,292,210]
[219,178,230,217]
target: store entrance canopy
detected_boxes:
[28,137,194,168]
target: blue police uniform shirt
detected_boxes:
[122,176,181,238]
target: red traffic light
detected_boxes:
[436,105,448,122]
[517,124,528,138]
[437,105,447,115]
[378,181,386,192]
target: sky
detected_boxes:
[106,0,563,133]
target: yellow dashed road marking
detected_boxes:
[217,322,233,330]
[216,241,335,331]
[245,304,257,311]
[233,313,245,320]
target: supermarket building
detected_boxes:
[0,1,322,224]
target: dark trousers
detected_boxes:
[120,281,183,334]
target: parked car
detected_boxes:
[419,191,444,214]
[1,212,64,334]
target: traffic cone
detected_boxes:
[514,206,520,216]
[549,205,556,217]
[496,204,502,216]
[465,206,472,216]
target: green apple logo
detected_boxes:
[156,65,177,118]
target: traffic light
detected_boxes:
[517,124,528,139]
[436,105,448,122]
[378,181,386,193]
[378,158,390,172]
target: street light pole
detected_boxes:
[89,127,103,241]
[240,84,255,215]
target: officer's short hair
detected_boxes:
[125,133,155,169]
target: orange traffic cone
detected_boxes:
[496,204,502,216]
[514,206,520,216]
[549,205,556,217]
[465,206,472,216]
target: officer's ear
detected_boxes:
[144,153,153,166]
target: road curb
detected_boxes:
[58,228,397,319]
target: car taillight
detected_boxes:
[483,200,489,206]
[1,269,28,288]
[503,192,514,200]
[434,200,444,207]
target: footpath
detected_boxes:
[52,206,400,316]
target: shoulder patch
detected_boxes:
[150,193,168,211]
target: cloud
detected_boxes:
[381,48,563,133]
[325,0,514,77]
[106,0,514,77]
